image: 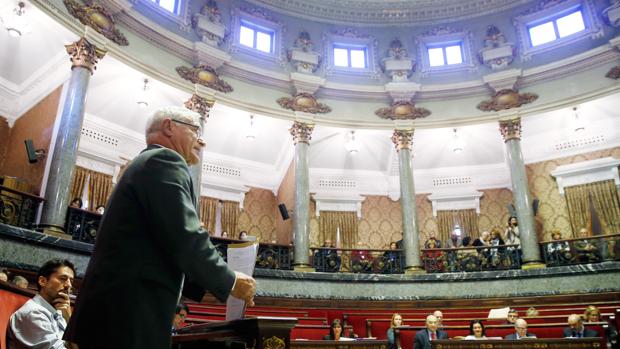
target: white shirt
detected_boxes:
[8,294,68,349]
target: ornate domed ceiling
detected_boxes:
[245,0,534,26]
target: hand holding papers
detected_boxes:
[226,241,259,321]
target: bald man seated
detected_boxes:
[414,315,448,349]
[504,319,537,340]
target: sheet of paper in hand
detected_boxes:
[225,241,259,321]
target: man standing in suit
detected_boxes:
[505,319,537,340]
[64,107,256,349]
[563,314,599,338]
[414,315,448,349]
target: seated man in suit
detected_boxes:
[563,314,599,338]
[414,314,448,349]
[505,319,537,340]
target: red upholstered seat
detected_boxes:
[0,286,32,349]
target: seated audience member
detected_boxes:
[324,319,343,340]
[95,205,105,215]
[69,198,82,209]
[547,231,571,263]
[238,231,248,240]
[382,241,402,272]
[505,319,536,340]
[12,275,29,289]
[489,229,506,267]
[221,231,228,238]
[414,315,448,349]
[574,228,601,263]
[473,231,490,248]
[424,234,442,249]
[8,259,76,349]
[351,241,372,273]
[387,313,403,349]
[506,309,519,325]
[313,239,341,272]
[464,320,487,340]
[583,305,601,323]
[564,314,599,338]
[445,232,463,248]
[433,310,444,328]
[422,236,444,272]
[172,303,189,333]
[0,268,8,282]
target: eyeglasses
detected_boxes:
[171,119,202,138]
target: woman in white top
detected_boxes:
[464,320,487,340]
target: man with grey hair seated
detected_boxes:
[64,106,257,349]
[505,318,537,340]
[563,314,599,338]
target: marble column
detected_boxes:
[39,38,106,235]
[290,121,314,272]
[499,117,544,269]
[184,94,213,208]
[392,130,424,273]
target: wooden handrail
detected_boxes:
[0,185,45,202]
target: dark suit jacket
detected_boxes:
[505,333,537,340]
[64,145,236,349]
[414,329,448,349]
[562,327,599,338]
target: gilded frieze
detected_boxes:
[63,0,128,46]
[477,89,538,112]
[375,101,430,120]
[176,65,233,93]
[277,93,331,114]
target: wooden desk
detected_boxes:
[431,338,602,349]
[292,340,388,349]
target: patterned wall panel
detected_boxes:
[357,196,403,249]
[275,160,295,243]
[238,188,277,242]
[416,194,438,245]
[526,147,620,240]
[478,188,514,235]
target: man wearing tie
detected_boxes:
[414,315,448,349]
[563,314,599,338]
[8,259,76,349]
[505,319,537,340]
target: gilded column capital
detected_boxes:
[289,121,314,144]
[391,129,414,151]
[499,117,522,142]
[65,37,106,74]
[184,94,214,120]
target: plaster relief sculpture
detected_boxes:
[382,38,415,82]
[375,100,431,120]
[288,31,321,73]
[478,25,515,70]
[176,64,233,93]
[477,89,538,112]
[277,93,331,114]
[63,0,128,46]
[192,0,226,47]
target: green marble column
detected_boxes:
[499,117,544,269]
[392,129,424,273]
[290,121,314,272]
[39,38,106,235]
[185,94,213,209]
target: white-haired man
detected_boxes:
[414,315,448,349]
[505,318,537,340]
[64,107,256,349]
[563,314,599,338]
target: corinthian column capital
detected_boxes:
[65,37,106,74]
[499,117,522,142]
[184,94,214,120]
[289,121,314,144]
[391,129,414,151]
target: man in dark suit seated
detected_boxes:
[414,314,448,349]
[313,239,341,272]
[63,107,257,349]
[505,319,537,340]
[563,314,599,338]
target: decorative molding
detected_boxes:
[381,38,415,82]
[277,93,331,114]
[228,7,286,66]
[602,1,620,27]
[312,193,366,219]
[192,0,226,47]
[322,29,381,79]
[550,157,620,195]
[289,121,314,144]
[375,101,431,121]
[483,69,522,93]
[184,94,214,119]
[391,129,414,151]
[416,26,477,76]
[427,190,484,217]
[477,89,538,112]
[478,25,516,71]
[288,31,321,74]
[498,117,522,142]
[175,65,233,93]
[63,0,128,46]
[606,65,620,79]
[65,37,107,74]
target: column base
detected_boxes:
[293,264,315,273]
[404,266,426,275]
[521,262,546,270]
[37,224,71,239]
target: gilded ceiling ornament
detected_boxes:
[375,101,430,120]
[65,37,106,74]
[184,94,214,119]
[499,118,522,142]
[175,65,233,93]
[476,89,538,112]
[391,129,414,151]
[262,336,285,349]
[277,93,331,114]
[63,0,128,46]
[605,65,620,79]
[289,121,314,144]
[422,26,459,36]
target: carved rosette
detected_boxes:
[375,101,431,120]
[277,93,331,114]
[263,336,285,349]
[289,121,314,145]
[176,65,233,93]
[476,89,538,112]
[605,65,620,79]
[499,118,522,142]
[184,94,214,119]
[63,0,128,46]
[391,129,414,151]
[65,38,106,73]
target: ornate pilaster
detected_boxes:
[289,121,314,271]
[391,129,424,273]
[39,38,106,236]
[498,117,544,269]
[185,94,214,208]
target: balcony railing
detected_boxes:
[66,207,103,243]
[310,247,404,274]
[541,233,619,267]
[421,244,522,273]
[211,237,293,271]
[0,185,44,229]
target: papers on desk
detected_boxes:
[225,241,259,321]
[487,307,510,319]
